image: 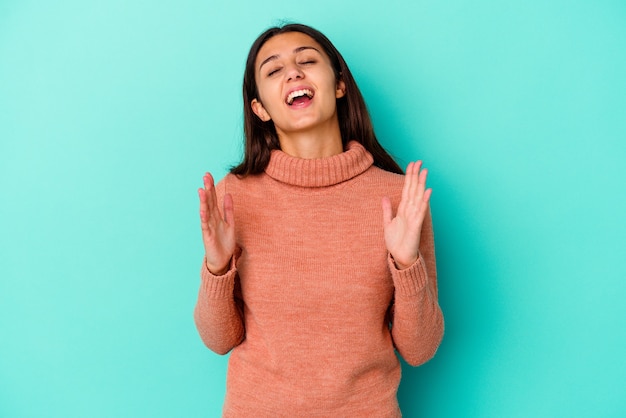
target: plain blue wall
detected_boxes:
[1,1,625,417]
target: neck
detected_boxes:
[276,121,343,159]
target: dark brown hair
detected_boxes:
[231,23,403,176]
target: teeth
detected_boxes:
[287,89,313,104]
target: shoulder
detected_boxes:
[363,165,405,190]
[217,172,259,188]
[347,166,405,206]
[215,172,269,198]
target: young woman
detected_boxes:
[194,23,444,417]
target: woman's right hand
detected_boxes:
[198,172,236,275]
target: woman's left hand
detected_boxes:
[382,161,432,270]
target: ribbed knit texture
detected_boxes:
[194,141,444,417]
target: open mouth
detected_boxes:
[286,88,314,106]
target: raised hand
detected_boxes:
[198,172,236,275]
[382,161,432,270]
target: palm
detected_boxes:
[382,161,432,269]
[198,172,236,275]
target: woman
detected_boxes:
[194,23,444,417]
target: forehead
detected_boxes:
[255,32,327,67]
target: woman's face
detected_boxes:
[251,31,346,139]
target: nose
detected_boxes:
[285,64,304,81]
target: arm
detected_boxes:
[382,162,444,366]
[193,174,244,354]
[194,256,245,355]
[388,207,444,366]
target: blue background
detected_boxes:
[1,1,625,417]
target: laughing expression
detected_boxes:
[251,32,346,139]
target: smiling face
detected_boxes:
[251,31,346,144]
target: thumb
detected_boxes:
[223,193,235,225]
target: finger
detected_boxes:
[198,188,209,215]
[198,189,210,230]
[413,167,427,204]
[381,196,393,226]
[422,188,432,205]
[198,186,207,205]
[408,160,423,201]
[203,172,220,218]
[400,161,414,205]
[416,189,432,223]
[202,172,212,192]
[223,193,235,226]
[418,166,428,189]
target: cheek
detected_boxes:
[256,82,281,111]
[322,71,341,96]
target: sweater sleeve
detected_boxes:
[193,178,245,355]
[194,257,245,355]
[388,206,444,366]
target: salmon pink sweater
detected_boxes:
[194,141,444,417]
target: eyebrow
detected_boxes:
[258,46,321,71]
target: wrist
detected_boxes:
[206,258,231,276]
[391,254,418,270]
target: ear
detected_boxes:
[251,98,271,122]
[335,79,346,99]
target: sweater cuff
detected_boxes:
[388,253,428,297]
[200,255,238,299]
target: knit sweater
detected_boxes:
[194,141,444,417]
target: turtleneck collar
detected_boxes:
[264,141,374,188]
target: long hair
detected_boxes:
[231,23,403,176]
